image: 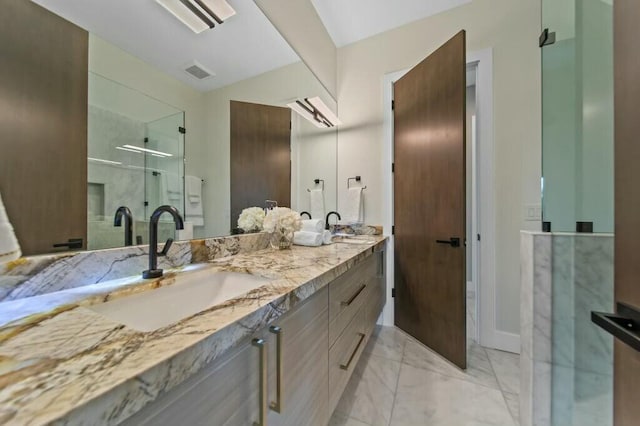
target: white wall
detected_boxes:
[336,0,542,335]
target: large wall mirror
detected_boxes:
[0,0,338,256]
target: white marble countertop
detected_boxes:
[0,236,386,425]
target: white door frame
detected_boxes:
[381,48,514,352]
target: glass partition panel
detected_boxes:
[542,0,614,233]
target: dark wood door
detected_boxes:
[613,1,640,424]
[0,0,88,255]
[393,31,467,368]
[230,101,291,230]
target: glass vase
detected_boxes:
[270,228,294,250]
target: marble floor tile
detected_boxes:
[334,351,402,426]
[486,348,521,395]
[503,392,520,424]
[402,335,500,390]
[364,325,407,362]
[390,363,515,426]
[329,411,371,426]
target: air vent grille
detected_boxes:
[184,61,214,80]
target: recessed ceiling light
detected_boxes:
[116,146,143,154]
[88,157,122,165]
[122,145,173,157]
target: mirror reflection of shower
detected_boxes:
[87,72,185,250]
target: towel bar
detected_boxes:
[306,178,325,192]
[347,176,367,190]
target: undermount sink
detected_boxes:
[87,271,270,332]
[333,236,377,245]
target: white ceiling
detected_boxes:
[310,0,472,47]
[32,0,300,92]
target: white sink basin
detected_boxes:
[87,271,270,332]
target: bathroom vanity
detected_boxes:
[0,236,386,425]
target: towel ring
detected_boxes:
[347,176,367,190]
[307,178,325,192]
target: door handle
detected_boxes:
[52,238,83,249]
[592,302,640,353]
[252,338,268,426]
[435,237,460,247]
[269,326,283,413]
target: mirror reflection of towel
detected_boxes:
[310,189,325,221]
[344,187,364,224]
[0,192,21,264]
[185,176,204,226]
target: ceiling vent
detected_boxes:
[184,61,215,80]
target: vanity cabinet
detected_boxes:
[122,248,385,426]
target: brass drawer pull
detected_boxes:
[252,338,268,426]
[269,326,283,413]
[341,284,367,307]
[340,332,366,370]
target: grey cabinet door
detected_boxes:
[268,286,329,426]
[122,337,263,426]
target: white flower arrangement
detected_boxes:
[263,207,302,234]
[237,207,266,233]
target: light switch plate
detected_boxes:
[524,204,542,221]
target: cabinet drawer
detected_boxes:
[328,306,369,412]
[329,254,377,347]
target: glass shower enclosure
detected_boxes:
[541,1,614,425]
[87,72,185,250]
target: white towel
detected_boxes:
[301,219,324,233]
[161,173,182,204]
[0,192,21,264]
[322,230,333,245]
[293,231,323,247]
[185,175,202,203]
[343,187,364,224]
[309,189,325,222]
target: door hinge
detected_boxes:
[392,225,395,235]
[144,137,149,143]
[289,121,292,130]
[392,162,395,173]
[539,28,556,47]
[144,201,149,206]
[391,100,395,110]
[179,126,186,134]
[391,288,396,298]
[477,233,481,241]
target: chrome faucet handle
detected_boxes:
[159,238,174,256]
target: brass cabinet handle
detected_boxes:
[269,326,283,413]
[340,332,366,370]
[341,284,367,307]
[252,338,268,426]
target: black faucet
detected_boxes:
[143,205,184,279]
[325,211,341,230]
[300,211,312,219]
[114,206,133,246]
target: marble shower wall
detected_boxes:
[0,232,270,302]
[520,232,614,426]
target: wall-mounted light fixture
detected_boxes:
[287,96,341,128]
[156,0,236,33]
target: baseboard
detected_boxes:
[487,330,521,354]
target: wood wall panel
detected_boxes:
[614,1,640,424]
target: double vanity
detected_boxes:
[0,236,386,425]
